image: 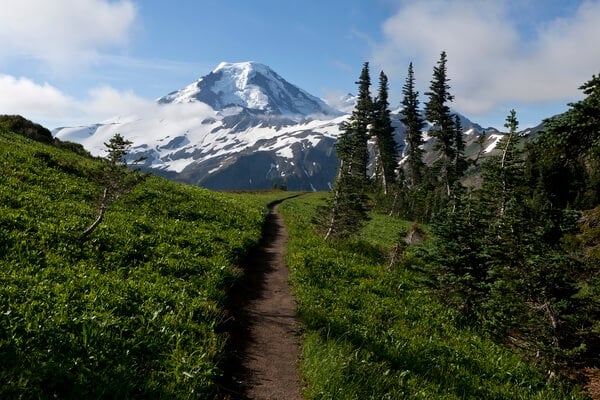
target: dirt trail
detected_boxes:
[220,199,303,400]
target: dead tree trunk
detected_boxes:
[81,187,109,239]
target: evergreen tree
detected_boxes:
[453,114,468,181]
[429,191,491,321]
[535,73,600,209]
[82,133,136,239]
[344,61,373,182]
[479,110,584,373]
[479,110,525,224]
[424,51,456,197]
[104,132,132,166]
[324,63,372,239]
[323,172,370,240]
[401,62,426,188]
[372,71,400,195]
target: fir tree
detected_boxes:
[324,63,372,239]
[104,132,132,166]
[481,109,524,219]
[82,133,136,239]
[342,61,373,182]
[424,51,456,197]
[372,71,400,195]
[401,62,426,188]
[453,114,468,183]
[535,73,600,208]
[429,191,491,320]
[323,172,370,240]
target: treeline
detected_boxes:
[324,52,600,381]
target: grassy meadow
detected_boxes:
[0,128,270,398]
[0,122,591,399]
[280,194,586,399]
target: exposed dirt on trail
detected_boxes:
[220,199,304,400]
[584,367,600,400]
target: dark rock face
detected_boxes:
[172,136,338,191]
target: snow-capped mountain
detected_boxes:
[158,61,341,117]
[54,62,346,190]
[54,61,501,191]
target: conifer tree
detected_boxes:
[104,132,132,166]
[372,71,400,195]
[453,114,468,182]
[324,63,372,239]
[82,133,135,239]
[342,61,373,182]
[535,73,600,208]
[401,62,426,188]
[481,109,524,219]
[425,51,456,196]
[479,110,582,373]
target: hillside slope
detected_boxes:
[0,127,266,397]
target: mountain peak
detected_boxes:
[158,61,341,117]
[212,61,271,75]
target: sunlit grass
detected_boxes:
[0,130,271,398]
[279,194,585,399]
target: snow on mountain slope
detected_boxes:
[55,61,348,190]
[54,61,499,191]
[158,61,341,117]
[56,104,345,176]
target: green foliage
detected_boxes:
[425,110,597,376]
[427,193,492,321]
[0,114,53,144]
[280,194,583,399]
[337,62,372,182]
[0,115,91,157]
[326,62,374,239]
[480,109,525,219]
[0,128,266,398]
[401,62,426,188]
[322,173,370,240]
[533,74,600,209]
[424,51,459,197]
[372,71,400,195]
[104,132,132,166]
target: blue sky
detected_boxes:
[1,0,600,129]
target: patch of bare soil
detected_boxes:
[584,367,600,400]
[219,200,303,400]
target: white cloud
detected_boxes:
[0,0,137,69]
[0,74,155,128]
[0,74,217,130]
[84,86,153,120]
[372,0,600,117]
[0,75,75,119]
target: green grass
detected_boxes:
[1,124,589,398]
[280,194,585,399]
[0,129,270,398]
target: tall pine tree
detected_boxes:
[425,51,456,197]
[453,114,468,184]
[372,71,400,195]
[340,61,373,182]
[401,62,426,188]
[324,63,372,240]
[480,109,524,219]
